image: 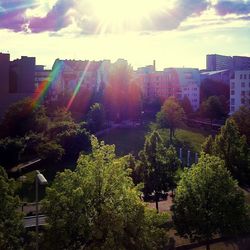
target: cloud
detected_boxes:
[0,0,38,31]
[28,0,75,33]
[215,0,250,15]
[0,0,249,34]
[144,0,209,30]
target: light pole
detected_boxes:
[36,170,48,250]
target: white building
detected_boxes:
[164,68,200,111]
[230,70,250,114]
[136,66,201,111]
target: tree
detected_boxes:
[0,137,24,169]
[200,96,225,125]
[37,141,65,163]
[42,136,169,249]
[181,95,193,115]
[0,98,49,138]
[139,131,177,212]
[201,119,249,185]
[156,97,185,143]
[213,119,249,184]
[231,106,250,144]
[48,108,91,161]
[165,145,181,194]
[172,154,249,250]
[201,135,214,154]
[0,166,23,249]
[200,79,229,103]
[86,103,105,133]
[104,60,133,121]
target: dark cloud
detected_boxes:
[146,0,209,30]
[0,0,249,34]
[0,0,38,31]
[29,0,75,33]
[215,0,250,15]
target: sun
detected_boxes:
[80,0,174,34]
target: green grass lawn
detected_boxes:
[98,125,207,157]
[98,127,148,156]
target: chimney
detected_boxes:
[153,60,156,71]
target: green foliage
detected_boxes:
[181,95,193,115]
[138,131,180,210]
[0,137,24,169]
[202,119,250,184]
[201,135,214,154]
[86,103,105,133]
[47,108,91,161]
[156,97,185,143]
[0,98,49,138]
[200,79,230,102]
[42,136,169,249]
[172,154,250,245]
[37,141,64,163]
[0,166,23,249]
[232,106,250,145]
[200,96,226,122]
[165,145,181,192]
[104,60,134,122]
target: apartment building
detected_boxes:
[206,54,233,71]
[230,70,250,114]
[137,66,200,111]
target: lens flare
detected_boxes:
[31,61,64,109]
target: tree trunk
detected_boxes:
[206,243,210,250]
[169,129,172,143]
[155,192,159,213]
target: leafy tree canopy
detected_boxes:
[42,136,169,250]
[231,106,250,145]
[156,97,185,143]
[202,119,250,185]
[172,154,250,249]
[0,98,49,138]
[200,96,226,123]
[0,166,23,249]
[86,103,106,133]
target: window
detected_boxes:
[244,74,247,79]
[241,98,245,104]
[249,74,250,79]
[231,106,235,112]
[231,82,235,89]
[241,82,245,88]
[240,74,242,79]
[241,91,245,96]
[231,98,235,105]
[231,90,235,95]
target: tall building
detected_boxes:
[206,54,233,71]
[230,70,250,114]
[137,66,200,111]
[10,56,36,93]
[233,56,250,70]
[35,65,51,89]
[0,53,10,116]
[164,68,200,111]
[0,53,10,96]
[0,54,38,117]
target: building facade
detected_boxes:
[230,70,250,114]
[233,56,250,70]
[206,54,233,71]
[10,56,36,94]
[137,66,200,111]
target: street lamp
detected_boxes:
[36,170,48,250]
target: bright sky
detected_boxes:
[0,0,250,70]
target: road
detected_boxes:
[23,215,47,228]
